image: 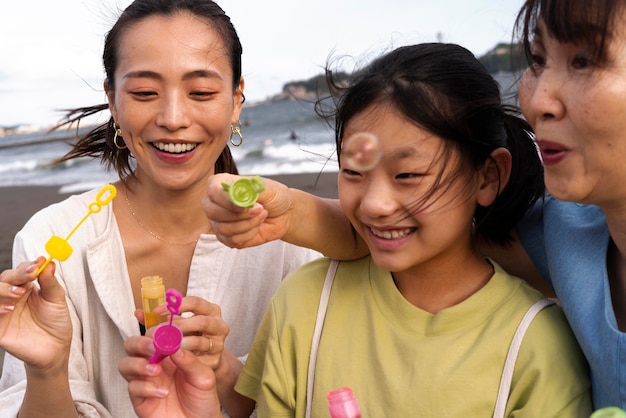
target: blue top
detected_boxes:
[518,195,626,408]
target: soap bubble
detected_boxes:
[341,132,382,171]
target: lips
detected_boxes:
[536,140,569,166]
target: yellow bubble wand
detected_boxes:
[35,184,117,276]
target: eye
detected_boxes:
[571,54,593,69]
[396,172,424,180]
[190,90,215,99]
[529,53,545,67]
[131,91,157,99]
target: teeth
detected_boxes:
[370,227,411,239]
[153,142,197,154]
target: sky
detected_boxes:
[0,0,524,128]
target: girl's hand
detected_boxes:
[0,257,72,371]
[203,174,293,248]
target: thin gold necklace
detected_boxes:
[124,188,200,246]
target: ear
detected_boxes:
[104,80,119,124]
[476,147,512,207]
[231,77,245,124]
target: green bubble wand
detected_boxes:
[35,184,117,276]
[221,175,266,208]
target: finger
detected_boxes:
[119,355,157,382]
[210,210,264,236]
[169,350,217,390]
[36,262,67,304]
[206,174,244,209]
[177,296,222,317]
[0,258,43,286]
[124,335,156,358]
[176,314,228,340]
[216,228,264,249]
[127,378,169,399]
[0,281,28,300]
[134,309,146,326]
[183,335,224,362]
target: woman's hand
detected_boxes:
[203,174,293,249]
[0,257,72,371]
[132,296,255,417]
[120,335,223,418]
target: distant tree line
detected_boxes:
[281,72,350,97]
[478,42,528,74]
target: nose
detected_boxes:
[359,178,401,219]
[156,92,191,131]
[519,66,566,123]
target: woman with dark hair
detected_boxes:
[0,0,319,416]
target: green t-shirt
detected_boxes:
[237,257,592,417]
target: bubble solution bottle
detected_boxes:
[327,387,362,418]
[141,275,168,330]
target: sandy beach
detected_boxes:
[0,172,338,271]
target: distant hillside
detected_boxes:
[268,42,527,102]
[478,42,527,74]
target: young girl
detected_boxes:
[232,43,591,416]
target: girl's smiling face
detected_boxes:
[106,11,244,190]
[338,102,489,278]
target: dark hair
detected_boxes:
[53,0,242,178]
[515,0,618,65]
[322,43,544,245]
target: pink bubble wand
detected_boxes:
[149,288,183,364]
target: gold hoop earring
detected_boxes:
[113,126,127,150]
[230,121,243,147]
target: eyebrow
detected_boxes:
[387,145,425,161]
[123,69,224,81]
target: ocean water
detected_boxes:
[0,73,518,193]
[0,99,338,193]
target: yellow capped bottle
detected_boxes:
[141,275,168,330]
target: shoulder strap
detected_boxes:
[492,298,556,418]
[305,259,339,418]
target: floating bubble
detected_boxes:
[341,132,382,171]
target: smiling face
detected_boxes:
[518,11,626,207]
[105,11,244,190]
[338,103,486,278]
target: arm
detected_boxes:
[204,174,368,259]
[213,351,256,418]
[0,259,78,418]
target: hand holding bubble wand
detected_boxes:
[149,288,183,364]
[35,184,117,276]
